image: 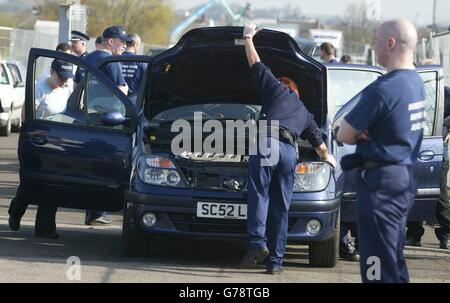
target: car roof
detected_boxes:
[324,62,385,72]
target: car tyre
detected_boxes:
[309,213,340,268]
[121,203,152,257]
[0,114,11,136]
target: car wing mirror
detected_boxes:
[101,111,130,126]
[333,125,343,147]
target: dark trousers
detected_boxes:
[357,165,415,283]
[247,137,296,269]
[8,184,58,234]
[406,161,450,241]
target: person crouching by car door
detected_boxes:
[239,22,337,275]
[8,59,75,239]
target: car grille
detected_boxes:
[168,213,296,234]
[195,173,222,189]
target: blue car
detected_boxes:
[20,27,444,268]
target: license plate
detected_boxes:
[196,202,247,220]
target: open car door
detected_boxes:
[19,49,151,211]
[332,65,445,222]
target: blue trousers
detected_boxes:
[247,137,296,268]
[356,165,415,283]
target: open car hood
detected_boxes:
[147,27,327,126]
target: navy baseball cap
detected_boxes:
[70,30,90,42]
[51,59,74,79]
[102,26,132,42]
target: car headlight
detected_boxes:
[138,155,186,187]
[293,162,331,192]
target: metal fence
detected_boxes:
[416,31,450,86]
[343,42,372,65]
[0,27,13,59]
[4,21,59,75]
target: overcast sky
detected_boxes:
[169,0,449,26]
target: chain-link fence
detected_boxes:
[6,21,59,75]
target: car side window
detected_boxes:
[32,55,134,132]
[34,56,84,125]
[0,64,9,85]
[329,69,381,113]
[85,73,131,131]
[419,71,438,136]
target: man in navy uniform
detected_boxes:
[83,26,131,225]
[239,23,337,275]
[121,33,148,104]
[337,19,425,283]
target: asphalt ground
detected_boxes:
[1,133,449,283]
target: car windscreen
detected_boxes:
[150,103,262,123]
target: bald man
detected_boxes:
[336,19,425,283]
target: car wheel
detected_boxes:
[121,203,153,257]
[11,115,21,133]
[308,213,340,268]
[0,114,11,136]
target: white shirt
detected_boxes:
[35,78,72,119]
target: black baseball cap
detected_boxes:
[51,59,74,79]
[102,26,132,42]
[70,30,90,42]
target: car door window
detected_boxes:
[85,73,130,131]
[0,64,9,85]
[329,69,381,113]
[31,53,136,133]
[419,71,438,136]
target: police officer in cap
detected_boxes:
[239,22,337,275]
[337,19,425,283]
[72,30,90,86]
[70,30,90,58]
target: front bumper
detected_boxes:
[125,191,340,243]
